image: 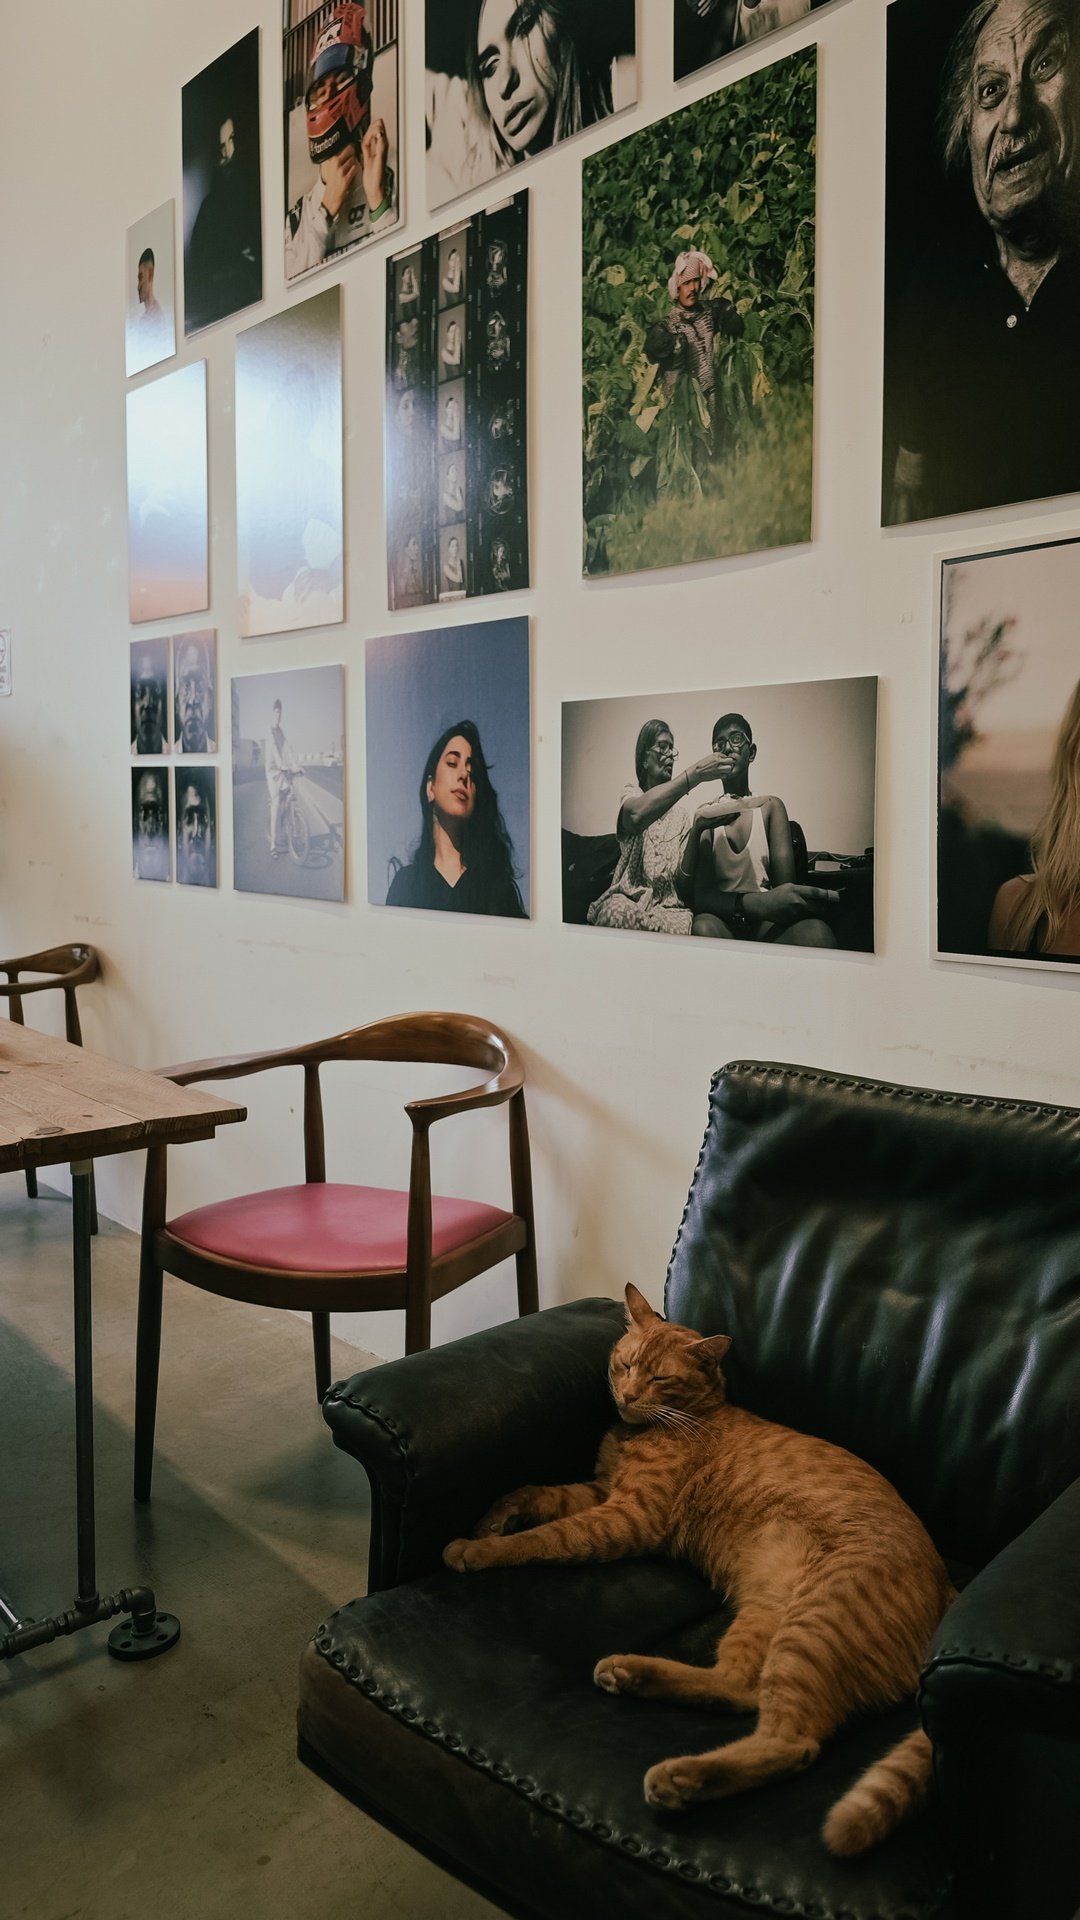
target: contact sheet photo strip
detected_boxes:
[386,192,529,612]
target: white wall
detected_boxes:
[3,0,1079,1367]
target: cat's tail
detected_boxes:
[822,1728,933,1857]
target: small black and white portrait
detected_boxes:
[174,764,217,888]
[132,766,170,883]
[884,0,1080,525]
[485,308,511,371]
[486,466,514,514]
[131,639,170,756]
[125,202,177,378]
[491,537,512,589]
[395,531,425,604]
[439,454,467,525]
[173,629,218,755]
[488,399,515,442]
[485,237,508,290]
[439,234,467,306]
[440,526,468,598]
[397,255,421,317]
[439,306,466,378]
[439,381,465,448]
[674,0,834,79]
[425,0,637,208]
[393,312,420,389]
[395,386,420,437]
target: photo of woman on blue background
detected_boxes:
[367,615,531,919]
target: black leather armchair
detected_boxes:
[298,1063,1080,1920]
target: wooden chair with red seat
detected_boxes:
[0,942,102,1229]
[133,1011,538,1502]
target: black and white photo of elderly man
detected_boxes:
[884,0,1080,525]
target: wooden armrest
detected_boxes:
[0,944,99,986]
[405,1065,523,1129]
[154,1044,317,1086]
[0,977,68,998]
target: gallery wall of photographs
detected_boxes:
[118,0,1080,971]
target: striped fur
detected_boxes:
[443,1282,953,1855]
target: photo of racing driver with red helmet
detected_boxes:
[284,0,400,282]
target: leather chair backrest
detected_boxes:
[664,1062,1080,1568]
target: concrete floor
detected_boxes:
[0,1176,501,1920]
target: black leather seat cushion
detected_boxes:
[299,1559,956,1920]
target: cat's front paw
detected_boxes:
[644,1758,704,1811]
[443,1536,500,1572]
[593,1655,641,1694]
[472,1490,534,1537]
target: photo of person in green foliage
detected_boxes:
[582,47,816,577]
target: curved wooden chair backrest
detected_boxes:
[0,944,101,1045]
[319,1013,516,1079]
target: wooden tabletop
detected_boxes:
[0,1020,246,1173]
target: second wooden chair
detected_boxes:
[134,1011,538,1501]
[0,943,101,1229]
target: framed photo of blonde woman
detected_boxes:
[424,1,637,209]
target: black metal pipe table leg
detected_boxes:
[72,1163,99,1611]
[0,1164,180,1664]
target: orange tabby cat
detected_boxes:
[443,1281,955,1856]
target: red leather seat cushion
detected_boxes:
[166,1184,513,1276]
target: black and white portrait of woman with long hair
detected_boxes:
[425,0,637,207]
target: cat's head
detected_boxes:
[608,1283,732,1427]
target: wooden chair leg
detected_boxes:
[24,1168,38,1201]
[312,1312,332,1400]
[404,1280,432,1355]
[508,1092,538,1317]
[515,1239,539,1318]
[134,1252,164,1504]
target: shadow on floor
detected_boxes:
[0,1178,500,1920]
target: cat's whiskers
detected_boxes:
[652,1403,707,1436]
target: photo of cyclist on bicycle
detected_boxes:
[232,666,346,901]
[266,698,303,858]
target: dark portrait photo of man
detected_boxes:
[174,765,217,888]
[884,0,1080,525]
[130,639,170,756]
[132,767,170,883]
[182,29,263,335]
[173,630,218,754]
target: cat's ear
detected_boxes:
[690,1334,732,1370]
[624,1282,660,1328]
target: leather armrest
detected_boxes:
[923,1476,1080,1730]
[322,1297,625,1592]
[920,1478,1080,1920]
